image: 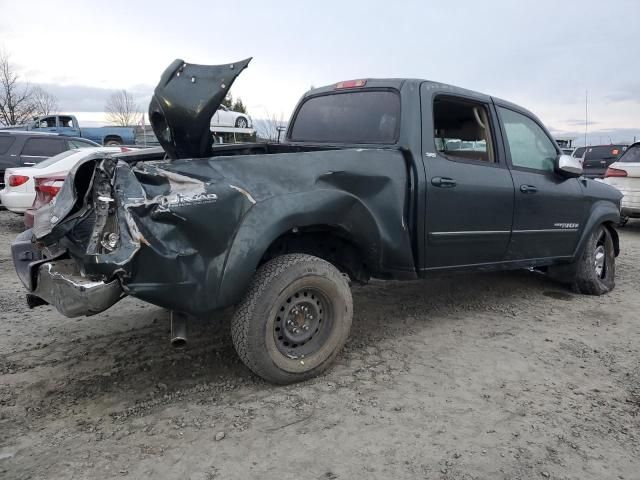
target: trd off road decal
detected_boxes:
[553,222,579,229]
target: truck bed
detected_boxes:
[22,145,415,316]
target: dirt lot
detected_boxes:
[0,209,639,480]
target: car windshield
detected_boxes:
[618,144,640,163]
[288,90,400,144]
[31,149,78,168]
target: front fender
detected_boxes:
[573,200,621,259]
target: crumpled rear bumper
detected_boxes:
[11,229,124,317]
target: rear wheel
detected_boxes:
[573,225,616,295]
[231,254,353,384]
[235,117,248,129]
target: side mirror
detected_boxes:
[556,154,583,177]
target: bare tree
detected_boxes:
[0,50,36,126]
[105,89,140,126]
[31,86,59,116]
[260,110,287,142]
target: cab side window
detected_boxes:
[498,107,557,173]
[34,116,57,129]
[433,97,495,163]
[59,116,75,128]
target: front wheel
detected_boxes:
[235,117,248,129]
[573,225,616,295]
[231,254,353,384]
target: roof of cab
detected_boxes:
[303,77,542,125]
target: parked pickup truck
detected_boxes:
[10,114,135,146]
[11,58,622,384]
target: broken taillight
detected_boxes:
[604,167,627,178]
[335,79,367,89]
[35,178,64,196]
[32,175,67,210]
[9,175,29,187]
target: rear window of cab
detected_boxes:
[288,90,400,144]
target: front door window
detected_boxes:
[498,107,557,172]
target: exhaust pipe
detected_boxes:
[171,311,187,348]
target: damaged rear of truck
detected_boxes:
[12,58,417,383]
[12,57,622,384]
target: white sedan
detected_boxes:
[602,141,640,225]
[210,105,252,129]
[0,147,128,213]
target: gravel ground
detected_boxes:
[0,208,639,480]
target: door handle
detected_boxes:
[520,184,538,194]
[431,176,457,188]
[23,162,36,166]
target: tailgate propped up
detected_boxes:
[148,57,252,160]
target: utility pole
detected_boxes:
[584,90,588,147]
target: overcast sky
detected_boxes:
[1,0,638,145]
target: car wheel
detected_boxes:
[231,253,353,384]
[573,225,616,295]
[104,138,122,146]
[235,117,248,129]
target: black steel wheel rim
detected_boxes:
[273,287,333,359]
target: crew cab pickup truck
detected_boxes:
[9,114,135,146]
[11,58,622,384]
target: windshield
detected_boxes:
[618,144,640,163]
[32,149,78,168]
[288,90,400,144]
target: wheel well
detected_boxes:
[103,135,123,144]
[604,221,620,256]
[260,226,370,284]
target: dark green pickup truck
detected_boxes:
[12,58,622,384]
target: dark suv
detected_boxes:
[0,131,99,188]
[573,144,628,178]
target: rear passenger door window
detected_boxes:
[433,97,496,163]
[20,137,65,164]
[498,107,557,173]
[0,136,16,154]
